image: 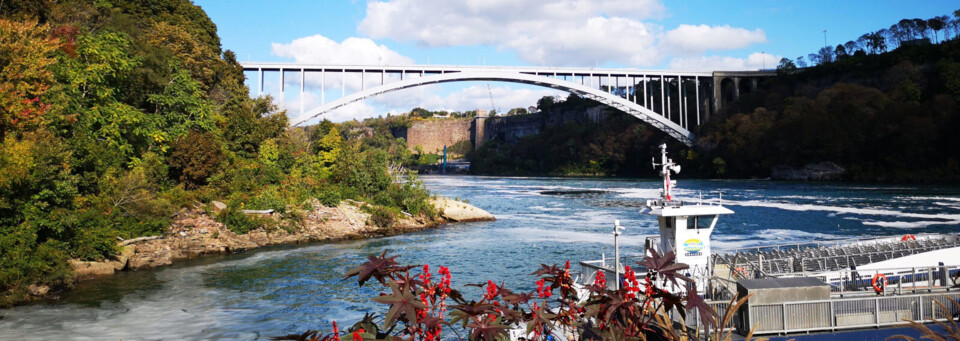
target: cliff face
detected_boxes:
[393,118,474,154]
[481,105,608,145]
[392,105,610,155]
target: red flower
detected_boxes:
[484,280,498,300]
[594,270,607,288]
[332,321,341,341]
[352,328,364,341]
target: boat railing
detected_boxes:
[670,291,960,336]
[774,265,960,295]
[714,236,960,275]
[722,233,960,256]
[737,291,960,335]
[579,255,650,290]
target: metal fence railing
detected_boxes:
[770,265,960,294]
[743,292,960,335]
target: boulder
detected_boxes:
[27,284,50,296]
[211,200,227,211]
[115,245,135,271]
[70,259,117,277]
[431,197,496,222]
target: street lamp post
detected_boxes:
[613,220,625,290]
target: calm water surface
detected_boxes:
[2,176,960,340]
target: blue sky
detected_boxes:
[195,0,959,122]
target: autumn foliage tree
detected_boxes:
[0,19,57,139]
[169,131,224,188]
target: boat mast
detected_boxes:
[652,144,680,203]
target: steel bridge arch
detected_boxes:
[291,71,695,146]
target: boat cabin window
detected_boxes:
[685,215,717,229]
[698,215,716,229]
[664,217,675,229]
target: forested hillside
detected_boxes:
[692,38,960,181]
[0,0,432,305]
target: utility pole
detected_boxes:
[823,30,828,49]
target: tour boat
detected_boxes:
[574,144,960,336]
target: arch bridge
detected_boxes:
[239,63,774,146]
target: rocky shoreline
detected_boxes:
[19,198,494,303]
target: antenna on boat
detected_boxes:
[652,144,680,202]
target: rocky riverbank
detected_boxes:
[20,198,494,302]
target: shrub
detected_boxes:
[332,143,392,197]
[0,225,71,300]
[363,204,397,228]
[169,131,224,188]
[216,205,266,234]
[246,185,287,213]
[69,215,120,261]
[315,184,345,207]
[447,139,473,157]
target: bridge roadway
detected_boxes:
[240,62,773,145]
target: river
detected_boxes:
[2,176,960,340]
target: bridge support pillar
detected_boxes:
[473,116,488,150]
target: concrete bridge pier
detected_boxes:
[711,71,775,117]
[472,115,487,150]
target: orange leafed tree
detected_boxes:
[0,19,58,139]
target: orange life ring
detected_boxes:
[734,267,749,278]
[872,273,888,293]
[901,234,916,242]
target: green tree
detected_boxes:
[776,58,797,75]
[222,96,287,158]
[147,67,216,144]
[168,131,224,188]
[536,96,555,111]
[145,20,220,89]
[834,44,848,60]
[315,126,343,178]
[929,16,947,43]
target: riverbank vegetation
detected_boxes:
[468,10,960,182]
[0,1,435,306]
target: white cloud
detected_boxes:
[358,83,565,118]
[411,83,565,113]
[667,52,782,71]
[271,35,413,91]
[283,90,382,124]
[356,0,766,67]
[661,24,766,55]
[271,35,413,65]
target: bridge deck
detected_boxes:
[239,62,718,77]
